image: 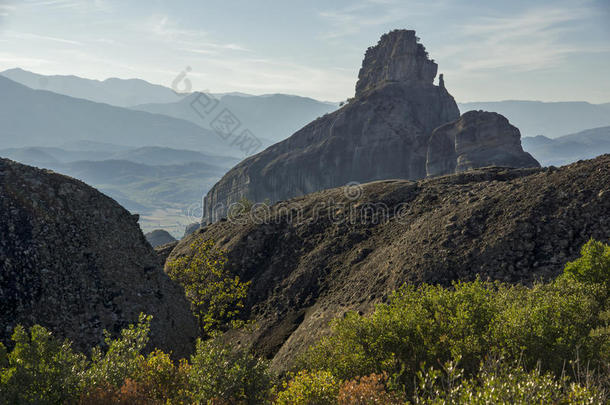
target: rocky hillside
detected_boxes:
[0,158,197,357]
[169,155,609,371]
[203,30,460,222]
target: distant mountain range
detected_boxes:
[1,67,182,107]
[2,68,338,144]
[133,92,338,143]
[458,100,610,138]
[522,126,610,167]
[0,75,239,156]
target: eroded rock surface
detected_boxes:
[203,30,460,222]
[0,158,197,357]
[171,155,610,371]
[427,110,540,176]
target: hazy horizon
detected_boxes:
[0,0,609,103]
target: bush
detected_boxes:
[189,336,273,404]
[301,240,610,394]
[337,372,404,404]
[274,370,341,405]
[0,325,87,404]
[563,238,610,286]
[413,357,607,404]
[167,236,250,335]
[85,313,152,390]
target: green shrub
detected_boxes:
[0,324,87,405]
[85,313,152,390]
[413,357,606,404]
[167,236,250,335]
[274,370,341,405]
[563,238,610,286]
[189,336,273,404]
[301,240,610,394]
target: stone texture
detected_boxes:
[427,110,540,176]
[355,30,438,97]
[0,158,197,358]
[203,30,459,222]
[145,229,176,248]
[171,155,610,372]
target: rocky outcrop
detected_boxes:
[170,155,610,371]
[145,229,177,248]
[355,30,437,96]
[427,111,540,176]
[0,158,197,357]
[203,30,460,222]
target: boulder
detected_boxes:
[0,158,197,358]
[427,110,540,176]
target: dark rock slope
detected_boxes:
[0,158,197,357]
[170,155,609,371]
[427,110,540,176]
[203,30,460,222]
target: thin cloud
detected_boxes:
[7,31,82,45]
[445,4,606,73]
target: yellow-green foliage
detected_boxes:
[0,325,87,405]
[188,336,273,404]
[301,240,610,394]
[413,358,606,404]
[274,370,341,405]
[167,235,250,335]
[563,238,610,286]
[1,239,609,403]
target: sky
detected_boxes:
[0,0,609,103]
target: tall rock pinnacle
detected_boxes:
[355,30,438,96]
[203,29,460,222]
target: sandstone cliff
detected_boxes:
[170,155,609,371]
[0,158,197,357]
[427,110,540,176]
[203,30,460,222]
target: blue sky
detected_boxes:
[0,0,608,103]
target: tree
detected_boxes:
[167,235,250,335]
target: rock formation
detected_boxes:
[427,111,540,176]
[0,158,197,357]
[170,155,610,371]
[145,229,177,248]
[203,30,460,222]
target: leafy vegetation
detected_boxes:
[0,239,608,403]
[166,235,250,335]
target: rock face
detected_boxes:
[145,229,177,248]
[203,30,460,222]
[427,111,540,176]
[0,158,197,357]
[170,155,610,371]
[355,30,437,96]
